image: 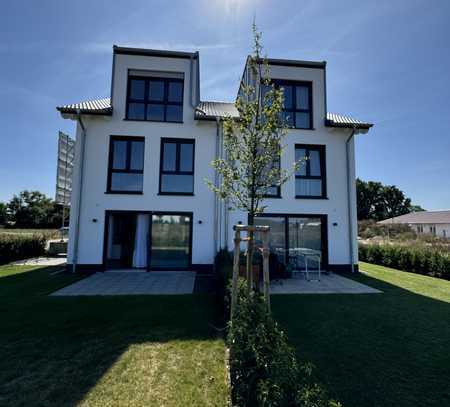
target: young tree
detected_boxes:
[207,24,299,287]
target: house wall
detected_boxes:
[67,53,360,271]
[225,63,358,269]
[68,53,218,268]
[411,223,450,239]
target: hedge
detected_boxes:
[359,243,450,280]
[228,279,340,407]
[0,234,47,265]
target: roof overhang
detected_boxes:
[113,45,198,60]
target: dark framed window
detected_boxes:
[295,144,326,198]
[107,136,145,194]
[271,80,313,129]
[159,138,195,195]
[126,76,183,123]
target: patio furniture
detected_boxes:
[288,248,322,281]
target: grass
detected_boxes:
[272,261,450,407]
[0,265,228,406]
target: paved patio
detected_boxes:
[51,271,196,296]
[270,272,382,294]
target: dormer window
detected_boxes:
[126,74,184,123]
[272,80,313,129]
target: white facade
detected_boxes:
[59,47,372,272]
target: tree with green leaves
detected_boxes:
[7,190,63,228]
[0,202,7,225]
[207,24,299,287]
[356,178,423,221]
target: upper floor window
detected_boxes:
[159,138,195,195]
[272,80,313,129]
[295,144,326,198]
[107,136,145,193]
[126,76,183,122]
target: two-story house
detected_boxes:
[57,45,373,274]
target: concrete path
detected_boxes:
[51,271,196,296]
[12,257,67,266]
[270,272,381,294]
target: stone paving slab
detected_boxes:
[270,272,382,294]
[51,271,196,296]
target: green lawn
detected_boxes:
[0,265,228,407]
[272,262,450,407]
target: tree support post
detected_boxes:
[262,231,270,312]
[231,228,241,319]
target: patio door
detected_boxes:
[149,213,192,269]
[288,217,323,269]
[254,214,327,270]
[105,211,192,270]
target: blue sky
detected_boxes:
[1,0,449,209]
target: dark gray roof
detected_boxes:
[255,56,326,69]
[56,98,373,130]
[56,98,112,115]
[113,45,198,60]
[378,210,450,225]
[326,113,373,129]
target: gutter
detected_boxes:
[346,127,356,273]
[71,111,87,273]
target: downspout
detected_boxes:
[71,110,87,273]
[213,117,220,253]
[346,127,356,273]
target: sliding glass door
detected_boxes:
[105,213,137,269]
[288,217,322,269]
[150,214,192,269]
[255,214,327,270]
[105,211,192,270]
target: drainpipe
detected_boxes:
[71,110,87,273]
[213,117,220,253]
[346,127,356,273]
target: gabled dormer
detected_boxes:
[239,56,327,130]
[111,46,201,123]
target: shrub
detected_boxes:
[228,280,339,407]
[0,234,47,265]
[359,243,450,280]
[214,249,233,319]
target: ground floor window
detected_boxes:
[254,213,327,270]
[105,211,192,270]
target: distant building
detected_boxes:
[378,210,450,239]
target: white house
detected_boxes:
[57,46,373,274]
[378,210,450,239]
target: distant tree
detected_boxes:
[7,190,63,228]
[356,179,422,221]
[409,204,425,212]
[356,179,384,220]
[0,202,7,225]
[380,185,411,220]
